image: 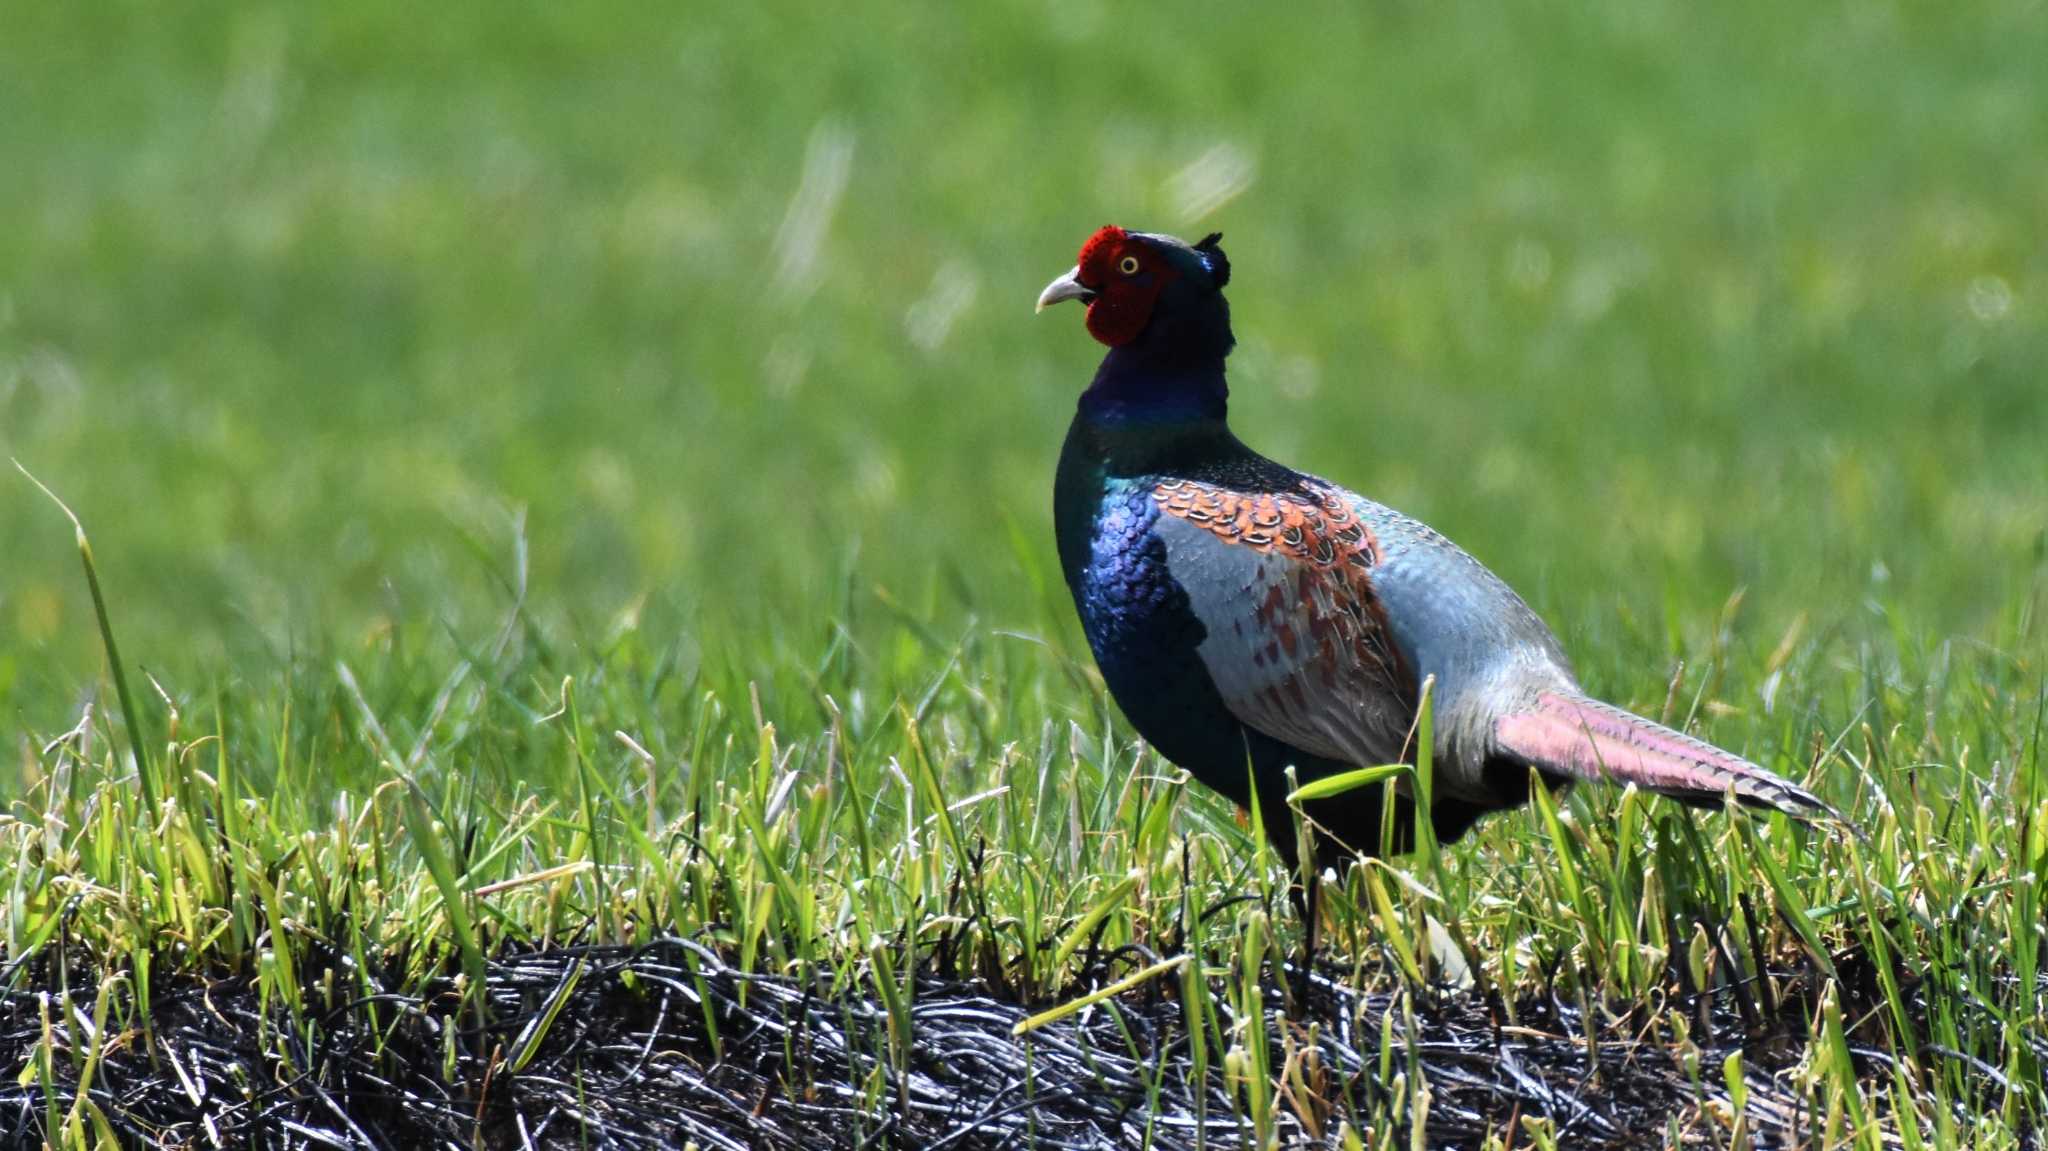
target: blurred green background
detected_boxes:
[3,0,2044,719]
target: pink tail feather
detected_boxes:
[1495,692,1833,819]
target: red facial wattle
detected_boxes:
[1072,225,1178,348]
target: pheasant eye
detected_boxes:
[1117,255,1141,275]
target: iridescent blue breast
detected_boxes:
[1059,478,1249,786]
[1073,483,1179,659]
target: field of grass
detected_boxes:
[3,1,2046,1146]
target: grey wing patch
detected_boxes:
[1338,489,1573,677]
[1151,502,1417,770]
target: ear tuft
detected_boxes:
[1194,232,1230,287]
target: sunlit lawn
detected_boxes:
[2,1,2045,1145]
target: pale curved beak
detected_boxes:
[1035,266,1095,313]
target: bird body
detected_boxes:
[1040,226,1828,866]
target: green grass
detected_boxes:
[3,0,2046,1145]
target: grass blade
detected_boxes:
[1013,955,1188,1036]
[15,460,155,813]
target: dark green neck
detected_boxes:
[1076,275,1235,429]
[1061,408,1240,480]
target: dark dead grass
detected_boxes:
[0,938,1884,1138]
[7,924,2034,1149]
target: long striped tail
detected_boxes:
[1494,691,1834,820]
